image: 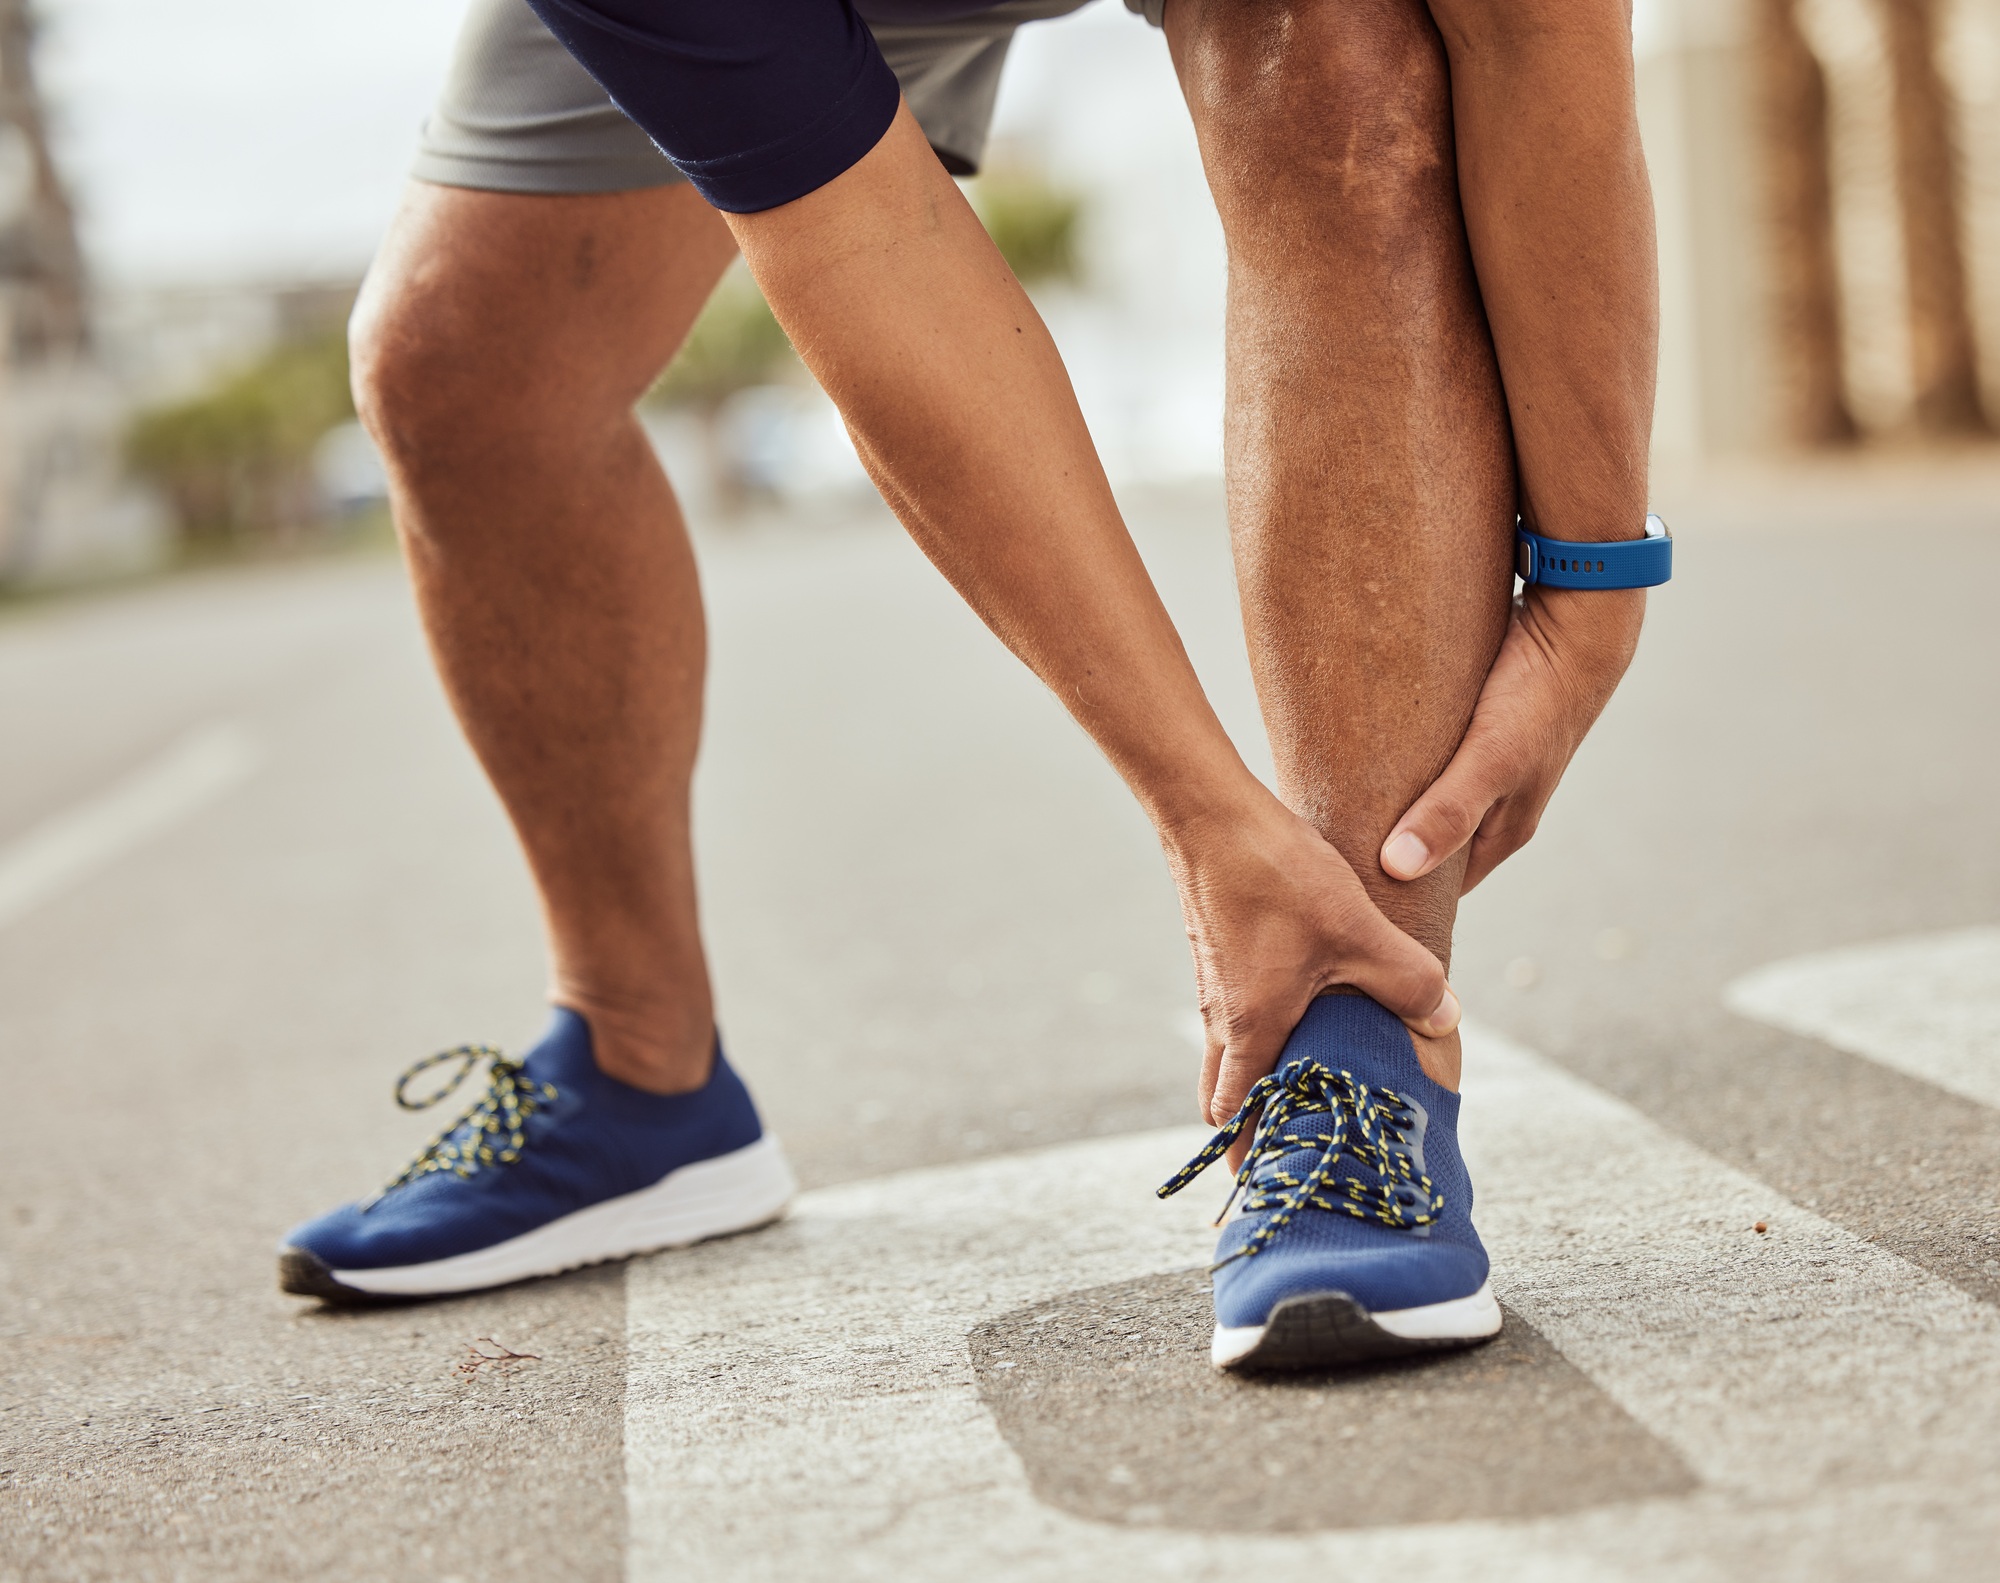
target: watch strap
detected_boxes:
[1516,514,1672,589]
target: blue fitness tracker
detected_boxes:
[1516,513,1672,590]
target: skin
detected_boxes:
[1379,0,1657,898]
[1165,0,1657,1115]
[352,183,737,1090]
[351,0,1655,1129]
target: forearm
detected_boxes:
[727,104,1259,835]
[1362,3,1661,896]
[728,101,1457,1075]
[1429,3,1657,542]
[1428,1,1654,683]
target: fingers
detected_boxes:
[1204,995,1456,1124]
[1381,745,1503,882]
[1203,993,1299,1122]
[1177,798,1465,1129]
[1195,1019,1225,1122]
[1338,912,1458,1040]
[1200,937,1456,1126]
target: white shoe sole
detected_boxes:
[1211,1279,1502,1370]
[293,1133,797,1298]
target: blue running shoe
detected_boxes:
[1161,994,1500,1370]
[278,1009,794,1300]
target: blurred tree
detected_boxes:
[645,267,798,509]
[649,266,796,409]
[126,329,355,548]
[0,0,85,360]
[1878,0,1989,435]
[648,166,1085,414]
[1757,0,1857,446]
[642,169,1086,506]
[971,169,1083,285]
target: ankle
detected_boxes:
[551,985,716,1095]
[1410,1026,1461,1093]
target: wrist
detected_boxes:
[1147,768,1286,864]
[1519,583,1644,696]
[1525,581,1645,636]
[1514,511,1668,599]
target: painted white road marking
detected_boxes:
[0,722,261,930]
[623,1025,2000,1579]
[1463,1025,2000,1497]
[1724,927,2000,1110]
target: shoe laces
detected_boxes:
[364,1044,559,1208]
[1158,1058,1441,1266]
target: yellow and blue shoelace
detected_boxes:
[1159,1056,1442,1267]
[363,1044,559,1208]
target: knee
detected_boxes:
[349,270,457,478]
[350,258,608,495]
[1177,0,1456,236]
[348,264,514,483]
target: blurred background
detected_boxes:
[0,0,1993,586]
[5,7,2000,1572]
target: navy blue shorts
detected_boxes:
[509,0,1147,212]
[416,0,1109,198]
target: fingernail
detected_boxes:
[1383,830,1429,878]
[1426,987,1461,1035]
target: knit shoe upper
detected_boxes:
[282,1009,769,1276]
[1162,993,1489,1329]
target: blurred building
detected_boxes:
[0,0,370,584]
[987,7,1227,485]
[5,0,1994,562]
[91,280,357,410]
[1641,0,1998,461]
[991,0,1998,481]
[0,0,163,585]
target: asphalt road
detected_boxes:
[3,462,1998,1580]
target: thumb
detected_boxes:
[1339,916,1459,1040]
[1380,751,1502,883]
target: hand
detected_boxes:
[1380,585,1645,894]
[1163,796,1461,1126]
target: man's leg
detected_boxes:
[279,183,797,1302]
[1152,0,1521,1366]
[1165,0,1517,1093]
[350,181,737,1094]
